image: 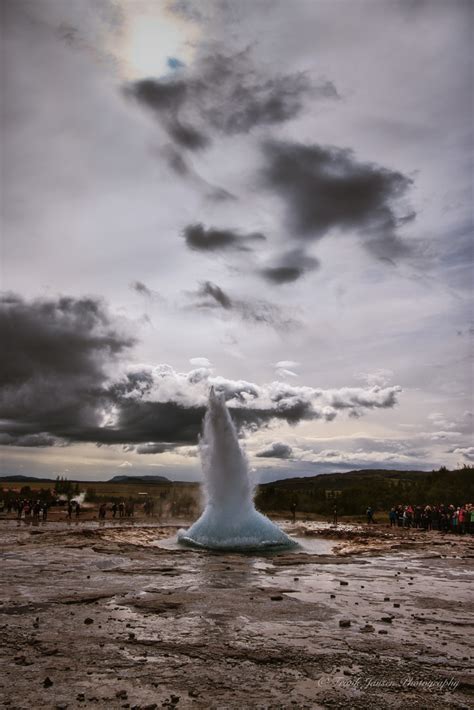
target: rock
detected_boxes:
[393,603,400,608]
[384,596,390,601]
[116,690,128,700]
[330,594,336,598]
[380,616,393,623]
[270,595,283,601]
[339,619,351,628]
[340,581,349,586]
[43,677,53,688]
[378,629,388,634]
[360,624,374,633]
[84,617,94,625]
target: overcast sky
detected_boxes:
[1,0,472,482]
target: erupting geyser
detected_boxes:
[178,388,297,550]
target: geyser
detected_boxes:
[178,388,297,550]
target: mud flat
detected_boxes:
[0,519,473,709]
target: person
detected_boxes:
[75,501,81,518]
[99,503,106,520]
[291,501,297,523]
[366,506,374,524]
[67,501,73,519]
[42,503,48,521]
[112,502,118,518]
[389,508,397,527]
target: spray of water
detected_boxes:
[177,388,297,550]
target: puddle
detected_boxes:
[155,534,334,556]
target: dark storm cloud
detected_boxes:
[193,281,300,330]
[136,443,169,454]
[0,295,401,449]
[124,49,338,151]
[183,223,266,252]
[197,281,233,309]
[167,120,210,150]
[256,442,293,459]
[261,140,414,260]
[0,293,135,443]
[260,249,320,284]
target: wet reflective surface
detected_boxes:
[0,518,473,709]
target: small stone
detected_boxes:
[116,690,128,700]
[84,618,94,625]
[270,595,283,601]
[339,619,351,628]
[293,577,299,581]
[384,597,390,601]
[77,694,85,702]
[378,630,388,635]
[330,594,336,598]
[340,581,349,586]
[43,677,53,688]
[393,603,400,608]
[380,616,393,623]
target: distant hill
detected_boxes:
[255,467,473,515]
[0,475,56,482]
[108,474,170,484]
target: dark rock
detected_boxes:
[380,616,393,623]
[340,581,349,586]
[43,677,53,688]
[84,618,94,625]
[339,620,351,628]
[116,690,128,700]
[384,597,390,601]
[394,603,400,608]
[270,595,283,601]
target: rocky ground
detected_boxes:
[0,517,473,710]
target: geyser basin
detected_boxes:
[178,388,297,551]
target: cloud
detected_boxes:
[275,360,300,370]
[256,442,293,459]
[449,446,474,461]
[0,295,402,448]
[260,140,414,260]
[189,357,212,368]
[0,293,135,445]
[260,249,319,284]
[135,443,169,454]
[124,48,338,153]
[192,281,300,330]
[183,223,266,252]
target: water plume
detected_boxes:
[178,388,296,550]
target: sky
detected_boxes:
[1,0,472,483]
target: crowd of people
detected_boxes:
[7,498,50,521]
[386,503,474,533]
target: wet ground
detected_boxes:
[0,518,473,709]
